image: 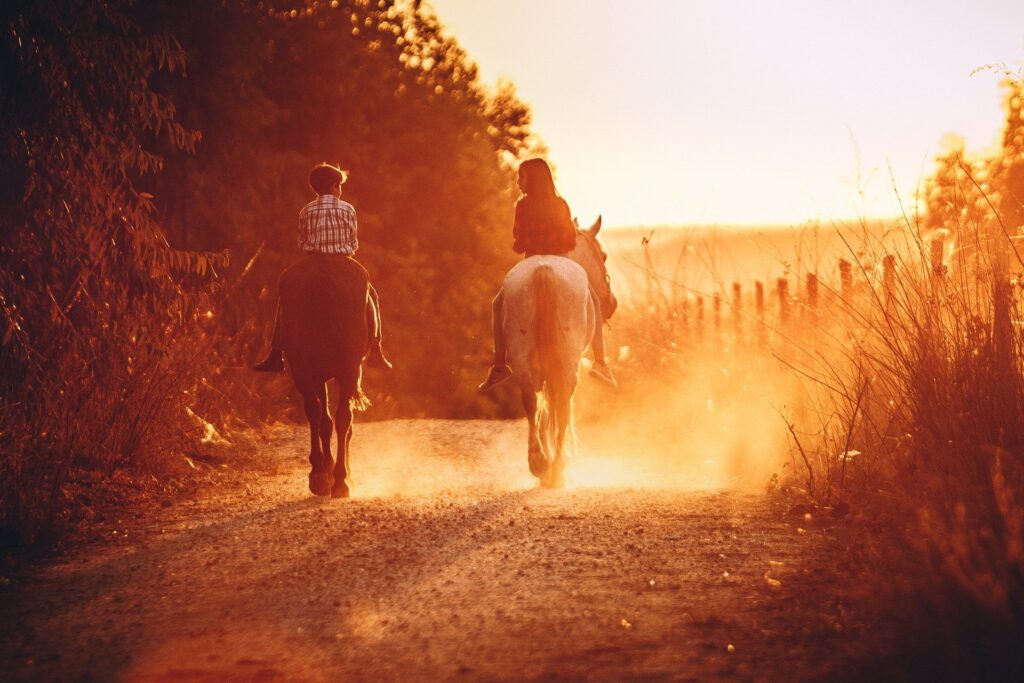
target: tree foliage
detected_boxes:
[0,0,537,544]
[922,79,1024,261]
[0,0,235,545]
[144,0,536,416]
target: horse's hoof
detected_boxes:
[541,471,566,489]
[331,483,350,499]
[528,449,548,478]
[309,472,332,497]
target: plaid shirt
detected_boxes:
[298,194,358,255]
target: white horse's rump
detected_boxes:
[502,255,596,486]
[503,256,593,390]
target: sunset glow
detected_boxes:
[5,1,1024,678]
[431,0,1024,227]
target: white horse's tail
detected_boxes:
[531,265,576,463]
[531,265,555,359]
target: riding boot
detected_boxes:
[366,344,393,370]
[253,349,285,372]
[479,288,512,391]
[587,301,617,388]
[365,285,393,370]
[479,365,513,392]
[589,361,617,387]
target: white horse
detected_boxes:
[502,217,617,487]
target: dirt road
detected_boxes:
[0,420,852,681]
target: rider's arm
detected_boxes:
[557,198,576,252]
[297,203,311,252]
[341,203,359,256]
[512,200,527,254]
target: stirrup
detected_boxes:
[366,347,393,370]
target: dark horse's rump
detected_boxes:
[279,254,368,397]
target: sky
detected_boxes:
[428,0,1024,228]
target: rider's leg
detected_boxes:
[365,284,392,370]
[479,288,512,391]
[587,286,617,387]
[253,301,286,372]
[493,288,508,369]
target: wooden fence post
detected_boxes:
[777,277,790,325]
[839,259,853,301]
[882,255,895,307]
[805,273,818,321]
[732,282,742,334]
[755,280,765,342]
[695,295,704,337]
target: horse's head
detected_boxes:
[569,216,618,320]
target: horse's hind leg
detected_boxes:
[318,383,335,480]
[522,387,547,478]
[304,383,331,497]
[331,401,353,499]
[331,374,357,499]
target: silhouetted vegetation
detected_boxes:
[815,77,1024,680]
[0,0,534,546]
[4,3,1022,676]
[606,76,1024,679]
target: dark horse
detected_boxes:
[278,254,370,498]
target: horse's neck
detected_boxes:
[567,245,594,290]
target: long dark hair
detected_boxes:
[519,157,558,197]
[518,158,569,230]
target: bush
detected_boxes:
[0,0,538,548]
[0,0,234,546]
[776,77,1024,678]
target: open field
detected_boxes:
[603,222,912,300]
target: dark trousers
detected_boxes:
[490,285,607,367]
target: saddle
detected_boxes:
[282,253,368,291]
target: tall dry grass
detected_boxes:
[602,206,1023,676]
[785,80,1024,679]
[794,212,1024,676]
[598,78,1024,675]
[575,228,816,492]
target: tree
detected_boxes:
[0,0,223,544]
[145,0,538,416]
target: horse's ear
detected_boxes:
[588,215,602,237]
[573,217,580,228]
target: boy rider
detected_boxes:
[253,163,392,372]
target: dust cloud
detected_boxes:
[340,419,537,498]
[327,223,828,497]
[335,350,797,498]
[572,349,798,492]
